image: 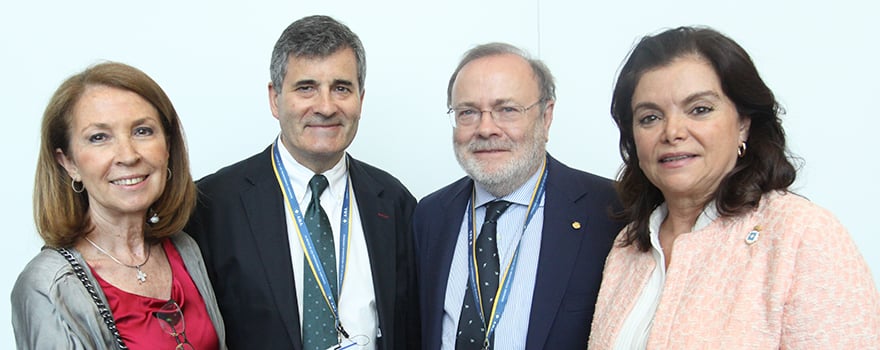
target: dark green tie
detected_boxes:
[302,175,337,350]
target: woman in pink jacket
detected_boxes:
[589,26,880,349]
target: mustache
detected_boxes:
[467,139,515,152]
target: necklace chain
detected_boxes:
[84,236,151,283]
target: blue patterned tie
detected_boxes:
[456,200,512,349]
[302,175,338,350]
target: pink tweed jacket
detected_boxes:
[589,191,880,349]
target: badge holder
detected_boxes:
[326,334,369,350]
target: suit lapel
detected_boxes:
[423,178,472,349]
[526,157,590,349]
[348,156,398,346]
[241,148,302,348]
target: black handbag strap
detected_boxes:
[56,247,128,350]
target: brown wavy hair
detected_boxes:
[34,62,196,248]
[610,26,798,251]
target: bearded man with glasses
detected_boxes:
[414,42,624,350]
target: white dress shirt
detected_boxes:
[441,168,546,349]
[277,137,378,349]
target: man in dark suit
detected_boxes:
[186,15,419,350]
[414,43,624,349]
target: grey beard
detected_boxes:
[455,139,546,198]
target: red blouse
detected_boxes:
[91,238,219,350]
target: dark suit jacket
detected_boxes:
[413,154,623,349]
[186,145,420,350]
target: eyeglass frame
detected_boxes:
[154,299,195,350]
[446,99,546,128]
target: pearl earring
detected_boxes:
[148,210,160,224]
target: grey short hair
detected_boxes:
[270,15,366,95]
[446,42,556,108]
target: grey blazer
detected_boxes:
[11,232,226,350]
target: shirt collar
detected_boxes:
[276,135,348,203]
[648,200,720,250]
[473,163,545,208]
[694,201,719,231]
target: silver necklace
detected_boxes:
[84,237,151,283]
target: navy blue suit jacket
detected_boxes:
[186,146,420,350]
[413,155,623,349]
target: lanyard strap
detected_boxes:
[271,140,352,336]
[465,158,548,345]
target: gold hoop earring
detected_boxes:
[71,179,84,193]
[737,141,747,158]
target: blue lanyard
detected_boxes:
[465,159,548,347]
[271,140,352,337]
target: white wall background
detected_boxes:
[2,0,877,346]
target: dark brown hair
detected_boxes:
[611,26,797,251]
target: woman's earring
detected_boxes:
[148,209,160,224]
[71,179,84,193]
[737,141,747,158]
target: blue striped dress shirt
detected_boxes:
[441,168,546,349]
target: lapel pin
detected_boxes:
[745,225,761,245]
[571,221,582,230]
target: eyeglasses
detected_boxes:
[446,100,544,128]
[154,299,195,350]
